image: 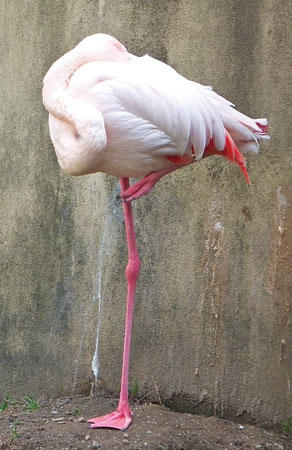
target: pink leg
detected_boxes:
[119,161,196,202]
[88,177,140,431]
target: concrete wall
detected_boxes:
[1,0,291,424]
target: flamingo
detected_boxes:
[42,34,269,431]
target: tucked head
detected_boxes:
[73,33,133,63]
[43,33,134,101]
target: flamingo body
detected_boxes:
[44,35,268,183]
[42,34,269,430]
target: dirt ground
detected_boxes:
[0,395,291,450]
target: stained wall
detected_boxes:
[1,0,291,424]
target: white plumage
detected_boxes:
[44,39,268,180]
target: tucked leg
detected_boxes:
[119,160,195,202]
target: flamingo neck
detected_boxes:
[42,49,85,121]
[42,49,107,176]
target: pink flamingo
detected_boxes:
[42,34,269,431]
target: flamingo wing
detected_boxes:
[64,54,268,180]
[67,56,228,177]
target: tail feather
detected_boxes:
[204,130,250,185]
[255,118,269,134]
[200,86,269,183]
[224,116,270,154]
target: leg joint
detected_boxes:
[126,254,141,284]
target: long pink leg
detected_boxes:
[88,177,140,431]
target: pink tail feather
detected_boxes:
[255,119,269,134]
[203,130,250,185]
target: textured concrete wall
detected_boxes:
[1,0,291,424]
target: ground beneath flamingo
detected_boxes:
[0,395,291,450]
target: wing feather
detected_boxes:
[68,55,266,178]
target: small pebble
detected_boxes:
[122,439,129,445]
[92,441,101,449]
[53,417,65,422]
[278,226,285,236]
[78,416,87,423]
[123,433,129,438]
[85,434,90,441]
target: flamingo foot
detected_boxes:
[118,172,163,202]
[88,407,132,431]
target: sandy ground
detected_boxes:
[0,395,291,450]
